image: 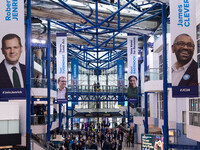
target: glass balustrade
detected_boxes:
[31,79,128,94]
[145,68,170,82]
[31,78,56,89]
[0,120,20,134]
[31,114,61,125]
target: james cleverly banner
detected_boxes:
[56,33,68,102]
[170,0,198,97]
[127,34,139,102]
[0,0,26,100]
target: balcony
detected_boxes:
[144,68,163,92]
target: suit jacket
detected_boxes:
[178,60,198,86]
[0,60,26,88]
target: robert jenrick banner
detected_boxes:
[127,34,139,102]
[170,0,198,97]
[0,0,26,100]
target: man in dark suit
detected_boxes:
[0,33,25,88]
[172,33,198,86]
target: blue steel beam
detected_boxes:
[50,20,95,46]
[126,0,142,12]
[125,11,161,30]
[120,3,159,30]
[118,0,120,31]
[68,49,97,64]
[98,0,135,27]
[99,3,159,47]
[51,0,95,26]
[95,0,100,82]
[57,21,96,46]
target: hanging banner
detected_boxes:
[127,34,139,102]
[117,59,124,106]
[71,59,79,105]
[170,0,198,97]
[0,0,26,100]
[56,33,68,102]
[117,59,124,87]
[71,59,79,88]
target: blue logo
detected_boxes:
[183,74,190,80]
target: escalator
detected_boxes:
[31,134,56,150]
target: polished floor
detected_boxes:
[121,144,141,150]
[98,143,141,150]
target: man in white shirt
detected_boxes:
[57,76,68,99]
[0,33,25,88]
[171,33,198,87]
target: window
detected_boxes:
[158,92,164,119]
[189,98,200,127]
[159,55,163,80]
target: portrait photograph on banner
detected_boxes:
[56,33,68,103]
[127,34,139,103]
[170,0,198,97]
[0,0,26,100]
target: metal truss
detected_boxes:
[45,0,163,74]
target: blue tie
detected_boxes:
[12,66,21,88]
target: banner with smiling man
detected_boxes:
[127,34,139,103]
[56,33,68,103]
[0,0,26,100]
[170,0,198,97]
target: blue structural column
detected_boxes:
[47,20,51,142]
[59,104,62,132]
[42,49,45,81]
[162,3,169,150]
[31,49,34,86]
[66,102,68,129]
[143,35,148,134]
[127,102,130,128]
[26,0,31,149]
[95,0,99,82]
[52,48,56,90]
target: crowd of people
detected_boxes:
[50,122,135,150]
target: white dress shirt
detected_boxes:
[57,87,66,99]
[4,60,24,88]
[171,59,193,86]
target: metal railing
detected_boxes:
[31,114,60,125]
[31,133,56,150]
[31,78,56,89]
[31,79,128,94]
[68,84,127,94]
